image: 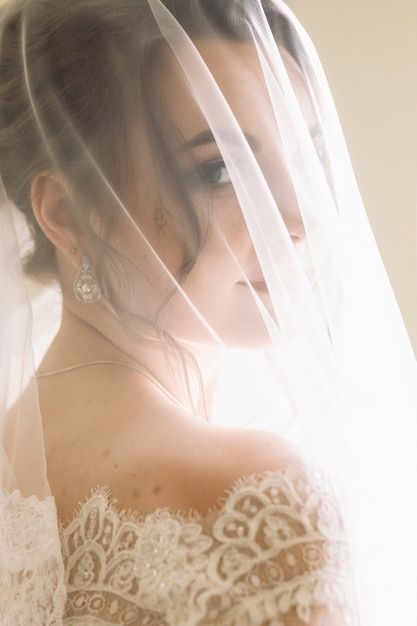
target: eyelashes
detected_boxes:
[183,158,232,191]
[200,159,231,186]
[183,130,328,194]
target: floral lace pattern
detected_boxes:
[59,463,359,626]
[0,490,67,625]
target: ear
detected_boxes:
[30,171,81,269]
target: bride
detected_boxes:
[1,0,416,624]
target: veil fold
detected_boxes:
[0,0,416,623]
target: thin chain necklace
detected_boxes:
[36,359,202,418]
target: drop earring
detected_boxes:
[73,255,102,304]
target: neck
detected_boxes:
[41,300,225,421]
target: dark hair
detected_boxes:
[0,0,297,415]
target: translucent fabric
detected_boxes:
[0,0,416,624]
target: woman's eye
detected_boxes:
[200,160,231,186]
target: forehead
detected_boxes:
[153,38,316,145]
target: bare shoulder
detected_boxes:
[99,420,305,521]
[169,422,306,517]
[204,422,303,476]
[89,418,303,519]
[45,367,305,524]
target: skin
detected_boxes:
[32,40,318,523]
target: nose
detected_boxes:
[261,145,307,242]
[267,163,315,279]
[237,150,310,275]
[280,175,307,241]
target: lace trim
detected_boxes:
[59,463,359,625]
[59,461,340,531]
[0,490,67,625]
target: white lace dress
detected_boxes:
[1,463,359,625]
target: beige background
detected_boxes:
[287,0,417,355]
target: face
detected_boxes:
[110,39,319,349]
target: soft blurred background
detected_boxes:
[287,0,417,355]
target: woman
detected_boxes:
[0,1,416,624]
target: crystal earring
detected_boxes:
[73,255,102,304]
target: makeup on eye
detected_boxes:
[178,128,262,153]
[180,121,324,190]
[200,158,231,186]
[179,128,259,189]
[181,157,232,190]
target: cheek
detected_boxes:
[209,192,254,261]
[106,210,189,324]
[126,198,188,275]
[115,187,256,339]
[183,234,238,302]
[158,234,239,338]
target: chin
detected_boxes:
[219,290,277,349]
[223,320,276,350]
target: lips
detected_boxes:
[239,268,317,287]
[247,275,265,283]
[238,275,269,292]
[238,271,266,283]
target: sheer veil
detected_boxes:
[0,0,416,624]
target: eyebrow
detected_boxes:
[179,128,262,153]
[179,123,321,155]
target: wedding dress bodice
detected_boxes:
[1,463,359,625]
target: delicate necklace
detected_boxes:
[36,359,204,419]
